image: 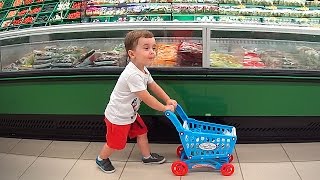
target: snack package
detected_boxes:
[151,43,179,67]
[177,42,203,67]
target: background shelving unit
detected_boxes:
[0,0,84,31]
[2,0,320,31]
[85,0,320,26]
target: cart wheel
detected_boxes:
[229,155,234,163]
[176,145,184,157]
[221,163,234,176]
[171,161,188,176]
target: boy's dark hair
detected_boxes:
[124,30,154,54]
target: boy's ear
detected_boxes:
[128,50,134,59]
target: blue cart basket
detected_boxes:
[165,104,237,176]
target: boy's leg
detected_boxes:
[99,143,115,159]
[136,133,151,157]
[96,143,116,173]
[97,118,130,173]
[129,115,166,164]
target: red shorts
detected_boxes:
[105,114,148,150]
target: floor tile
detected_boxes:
[80,142,134,161]
[0,154,37,180]
[282,142,320,161]
[9,139,52,156]
[40,141,89,159]
[128,143,181,163]
[293,161,320,180]
[0,138,21,153]
[0,153,6,160]
[181,163,242,180]
[65,159,125,180]
[236,144,289,163]
[120,162,181,180]
[241,162,300,180]
[19,157,76,180]
[231,147,239,163]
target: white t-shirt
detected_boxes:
[104,62,154,125]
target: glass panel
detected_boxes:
[1,29,203,72]
[210,30,320,70]
[152,30,203,68]
[1,38,125,71]
[1,36,29,46]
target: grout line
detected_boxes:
[280,144,303,180]
[18,140,53,180]
[280,143,292,162]
[235,148,246,180]
[0,152,9,160]
[7,138,22,153]
[18,155,39,180]
[63,142,91,180]
[77,141,91,160]
[290,162,303,180]
[38,140,53,157]
[0,153,6,160]
[63,159,79,180]
[118,143,136,180]
[118,159,129,180]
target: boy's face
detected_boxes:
[128,37,156,66]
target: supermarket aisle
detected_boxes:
[0,137,319,180]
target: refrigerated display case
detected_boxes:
[0,23,204,71]
[0,23,320,143]
[209,25,320,70]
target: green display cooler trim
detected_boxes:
[172,14,196,21]
[2,73,320,81]
[1,68,320,116]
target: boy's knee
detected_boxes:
[137,133,148,139]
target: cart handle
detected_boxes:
[175,104,189,121]
[164,104,189,132]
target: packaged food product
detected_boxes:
[210,52,243,68]
[296,46,320,69]
[151,43,179,67]
[242,49,265,68]
[278,0,306,6]
[177,42,203,67]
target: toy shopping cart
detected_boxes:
[164,104,237,176]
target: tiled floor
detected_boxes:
[0,137,320,180]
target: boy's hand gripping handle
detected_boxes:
[175,104,188,121]
[164,104,189,132]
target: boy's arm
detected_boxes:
[135,90,174,112]
[148,81,171,104]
